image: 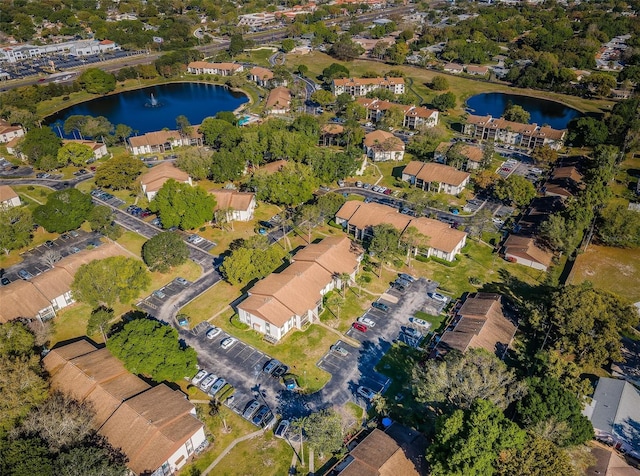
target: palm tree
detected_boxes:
[209,399,231,434]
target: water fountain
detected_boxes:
[145,92,162,108]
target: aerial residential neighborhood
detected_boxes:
[0,0,640,475]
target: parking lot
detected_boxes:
[183,325,295,425]
[3,230,102,284]
[136,277,192,314]
[317,277,445,407]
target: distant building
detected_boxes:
[248,66,274,87]
[0,118,25,143]
[186,61,243,76]
[237,236,363,342]
[542,165,584,200]
[320,124,344,146]
[356,98,439,129]
[63,139,108,161]
[237,12,277,28]
[0,242,126,323]
[431,293,517,359]
[209,189,256,222]
[140,162,192,201]
[43,340,206,476]
[335,201,467,262]
[502,235,553,271]
[0,185,20,208]
[127,128,203,156]
[584,377,640,459]
[332,77,405,97]
[465,65,489,75]
[464,114,566,149]
[401,161,470,195]
[0,39,119,63]
[363,130,405,162]
[443,63,464,74]
[264,86,291,114]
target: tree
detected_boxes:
[41,249,62,268]
[176,148,212,180]
[547,283,638,367]
[215,111,237,125]
[209,149,245,182]
[71,256,151,307]
[17,392,94,452]
[503,103,531,123]
[0,437,53,476]
[301,409,344,457]
[567,117,609,147]
[228,33,245,56]
[316,192,346,220]
[57,142,94,166]
[432,92,456,111]
[539,214,574,252]
[381,105,405,129]
[329,34,364,61]
[0,322,36,358]
[311,89,335,107]
[431,75,449,90]
[221,236,285,285]
[0,207,33,255]
[113,124,133,144]
[492,175,536,207]
[78,68,116,94]
[386,42,409,65]
[33,189,93,233]
[597,202,640,248]
[297,204,322,243]
[481,141,495,168]
[426,399,527,476]
[531,145,558,168]
[369,224,401,264]
[297,64,309,77]
[250,162,317,206]
[322,63,350,84]
[496,434,577,476]
[199,117,234,148]
[94,154,144,190]
[107,318,198,382]
[20,127,62,168]
[583,72,616,97]
[54,445,128,476]
[413,348,527,414]
[281,38,295,52]
[86,306,113,342]
[142,231,189,272]
[515,377,593,447]
[88,205,122,240]
[149,180,215,230]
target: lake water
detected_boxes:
[465,92,581,129]
[46,82,248,136]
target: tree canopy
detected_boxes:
[33,189,93,233]
[78,68,116,94]
[250,162,317,206]
[149,180,215,230]
[19,127,61,169]
[493,175,536,207]
[94,154,144,190]
[57,142,93,167]
[107,318,197,382]
[0,207,32,255]
[300,409,344,457]
[88,205,122,240]
[221,236,285,285]
[503,103,531,123]
[427,399,527,476]
[142,231,189,272]
[71,256,151,307]
[496,433,577,476]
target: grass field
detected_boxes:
[287,51,612,115]
[212,431,294,476]
[569,245,640,303]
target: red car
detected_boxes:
[352,322,368,332]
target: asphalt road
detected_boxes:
[0,175,94,191]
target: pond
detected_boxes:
[465,92,581,129]
[45,82,248,137]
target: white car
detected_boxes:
[187,234,204,244]
[191,369,208,385]
[221,337,237,349]
[357,386,376,401]
[200,374,217,391]
[429,292,448,303]
[206,326,222,339]
[357,316,376,327]
[410,317,430,328]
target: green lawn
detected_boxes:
[212,431,293,476]
[320,288,371,333]
[414,310,447,334]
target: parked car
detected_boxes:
[330,344,349,357]
[398,273,416,283]
[206,326,222,339]
[352,322,368,332]
[187,234,204,244]
[252,406,269,426]
[220,337,237,349]
[357,386,376,401]
[404,327,422,339]
[1,277,10,286]
[284,376,298,390]
[242,400,261,419]
[44,240,54,248]
[272,364,289,379]
[429,292,448,303]
[395,278,412,288]
[371,301,389,312]
[175,277,188,286]
[69,230,79,237]
[357,316,376,327]
[69,246,81,254]
[152,290,166,299]
[18,269,33,280]
[208,378,226,396]
[263,359,280,375]
[274,419,290,439]
[191,369,208,385]
[200,374,217,391]
[410,317,429,328]
[391,282,406,293]
[150,217,162,227]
